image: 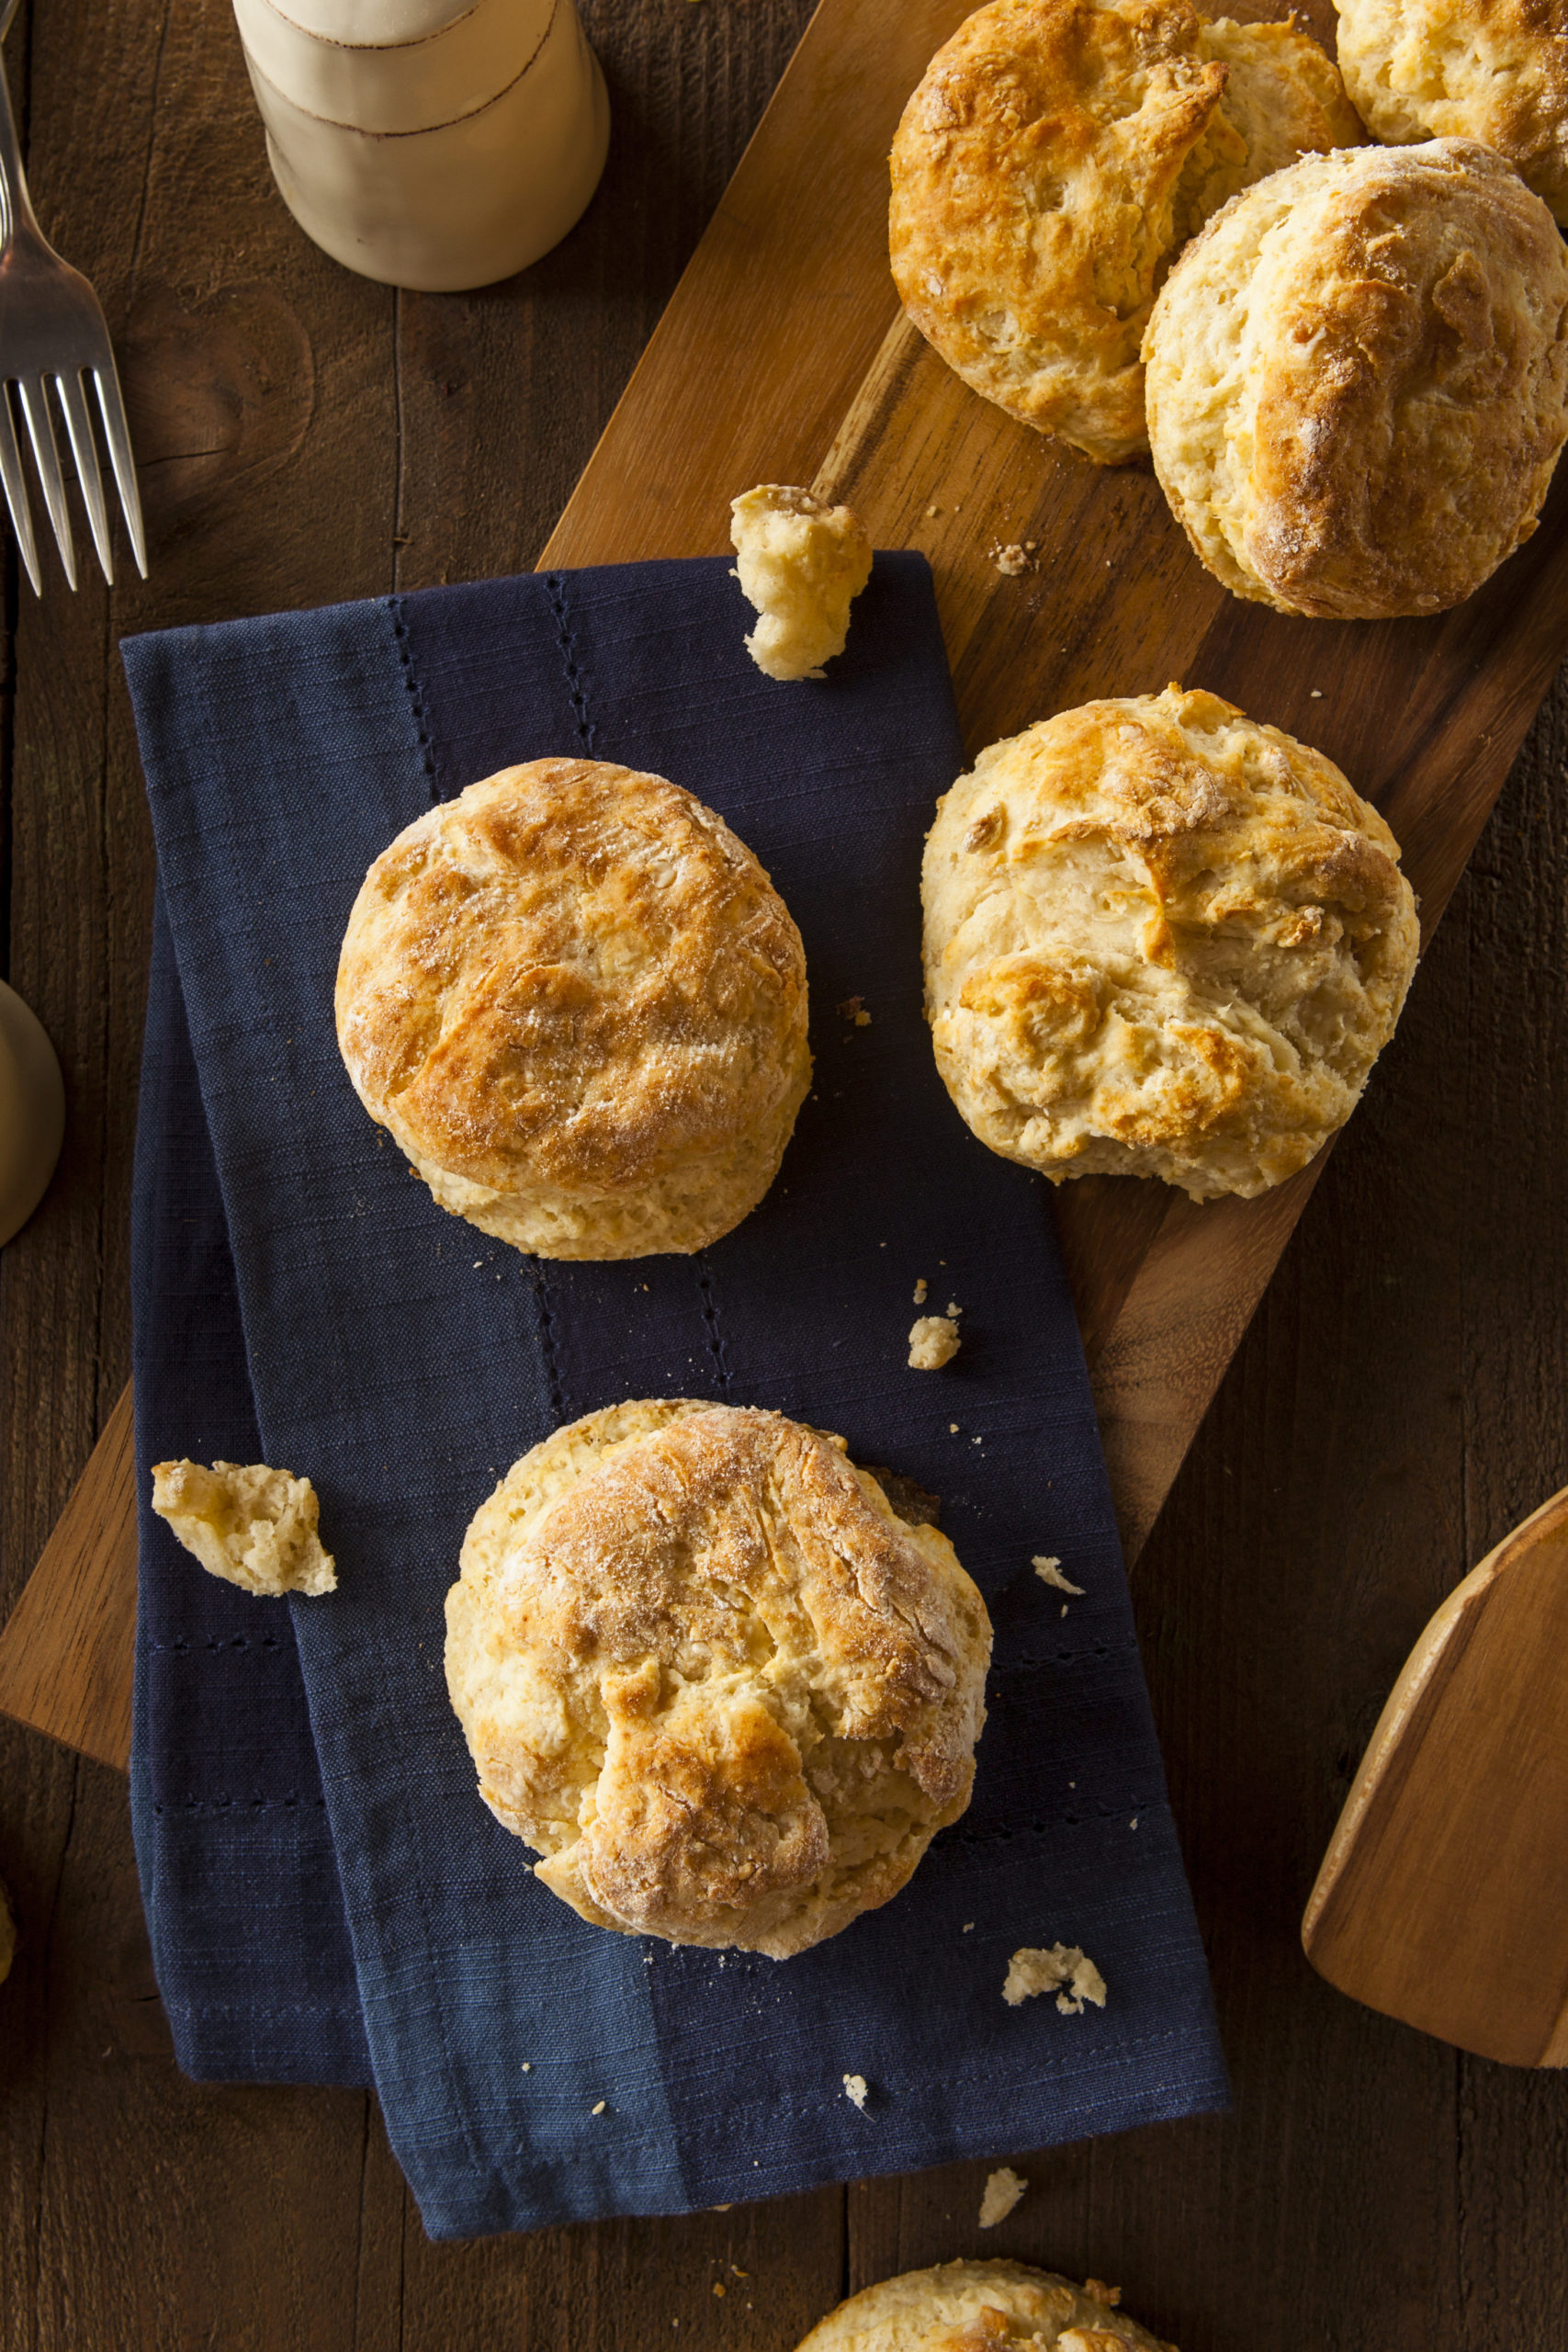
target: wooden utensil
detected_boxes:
[1303,1486,1568,2067]
[8,0,1568,1776]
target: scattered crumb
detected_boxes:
[950,1422,959,1433]
[150,1460,336,1597]
[978,2166,1028,2229]
[1003,1944,1109,2016]
[1309,688,1324,698]
[842,2073,869,2109]
[713,2283,727,2298]
[1130,1816,1139,1829]
[990,542,1035,577]
[946,1299,962,1317]
[1032,1555,1085,1596]
[913,1276,929,1305]
[908,1314,961,1370]
[926,503,942,516]
[1086,2281,1122,2307]
[962,1921,975,1932]
[836,994,873,1027]
[731,2267,750,2279]
[730,483,873,680]
[521,2062,532,2073]
[591,2099,607,2115]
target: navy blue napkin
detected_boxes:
[125,555,1226,2240]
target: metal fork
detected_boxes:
[0,0,145,591]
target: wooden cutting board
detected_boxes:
[6,0,1568,1775]
[1303,1487,1568,2067]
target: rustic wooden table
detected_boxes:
[2,0,1566,2342]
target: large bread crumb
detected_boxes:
[730,484,873,681]
[1032,1555,1084,1596]
[842,2072,870,2109]
[151,1460,337,1598]
[1003,1943,1107,2015]
[908,1314,960,1370]
[977,2165,1028,2227]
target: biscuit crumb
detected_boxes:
[908,1315,961,1370]
[926,503,942,516]
[592,2099,607,2115]
[946,1299,962,1317]
[521,2061,532,2072]
[151,1460,336,1598]
[842,2072,869,2109]
[978,2165,1028,2228]
[962,1921,975,1932]
[730,484,873,681]
[1003,1944,1108,2015]
[713,2283,727,2298]
[991,542,1034,578]
[913,1276,929,1305]
[1032,1555,1085,1595]
[1310,689,1324,698]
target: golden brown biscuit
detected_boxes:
[1335,0,1568,224]
[794,2260,1177,2352]
[921,686,1420,1201]
[1144,138,1568,616]
[335,760,811,1260]
[889,0,1361,465]
[444,1400,992,1957]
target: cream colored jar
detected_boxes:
[231,0,610,291]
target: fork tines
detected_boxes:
[0,363,146,594]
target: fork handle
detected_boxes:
[0,12,45,251]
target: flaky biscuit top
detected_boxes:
[1145,139,1568,616]
[1335,0,1568,225]
[446,1401,993,1958]
[335,759,808,1201]
[794,2259,1178,2352]
[889,0,1361,464]
[922,687,1419,1200]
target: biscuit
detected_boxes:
[1144,139,1568,616]
[151,1461,337,1597]
[793,2260,1177,2352]
[335,761,811,1259]
[921,686,1419,1202]
[444,1400,992,1958]
[889,0,1362,465]
[730,485,874,679]
[1335,0,1568,224]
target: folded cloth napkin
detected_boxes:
[124,554,1226,2241]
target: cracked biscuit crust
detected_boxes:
[793,2259,1178,2352]
[445,1401,993,1958]
[1144,139,1568,616]
[889,0,1361,465]
[335,760,810,1260]
[922,686,1419,1202]
[1335,0,1568,225]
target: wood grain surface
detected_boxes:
[2,0,1567,2344]
[1303,1484,1568,2067]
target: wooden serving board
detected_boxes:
[6,0,1568,1774]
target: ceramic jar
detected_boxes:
[231,0,610,291]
